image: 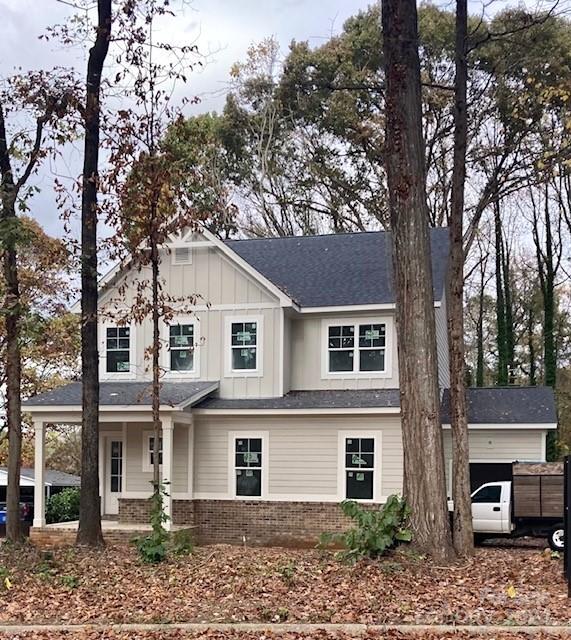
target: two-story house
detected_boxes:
[24,227,557,545]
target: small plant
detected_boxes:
[134,482,170,563]
[35,551,58,581]
[46,488,80,524]
[277,560,297,585]
[60,575,79,589]
[319,495,412,562]
[170,528,194,556]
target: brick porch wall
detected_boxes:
[119,499,195,525]
[118,498,369,546]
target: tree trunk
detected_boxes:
[77,0,111,547]
[382,0,454,562]
[476,280,485,387]
[151,238,161,494]
[0,103,23,542]
[543,188,556,388]
[494,199,508,386]
[528,305,536,386]
[447,0,473,556]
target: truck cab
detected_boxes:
[471,481,513,535]
[470,475,564,551]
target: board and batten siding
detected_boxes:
[192,414,404,500]
[434,291,450,388]
[98,240,283,398]
[289,313,400,391]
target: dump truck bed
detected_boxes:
[512,462,563,519]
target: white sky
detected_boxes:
[0,0,559,238]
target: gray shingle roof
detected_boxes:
[196,389,402,410]
[197,386,557,425]
[23,381,218,408]
[226,227,449,307]
[0,467,81,487]
[440,387,557,424]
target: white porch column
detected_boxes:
[32,420,45,528]
[162,416,174,531]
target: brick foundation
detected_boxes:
[29,527,150,547]
[118,498,370,547]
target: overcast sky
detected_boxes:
[0,0,375,238]
[0,0,552,239]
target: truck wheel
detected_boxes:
[548,526,565,551]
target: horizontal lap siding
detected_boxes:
[443,429,546,490]
[124,423,188,494]
[193,415,403,500]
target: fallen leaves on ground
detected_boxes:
[0,631,568,640]
[0,543,569,627]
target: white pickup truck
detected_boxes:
[467,462,564,550]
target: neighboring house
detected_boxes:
[0,467,80,505]
[22,227,557,545]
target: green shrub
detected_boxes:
[134,484,170,564]
[319,494,412,562]
[46,488,80,524]
[170,528,194,556]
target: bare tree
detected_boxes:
[447,0,473,556]
[77,0,111,547]
[382,0,454,561]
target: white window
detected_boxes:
[338,432,381,502]
[168,323,195,372]
[234,437,262,497]
[225,316,263,377]
[106,326,131,373]
[324,319,390,377]
[228,431,268,499]
[344,437,375,500]
[142,433,163,472]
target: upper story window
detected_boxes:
[169,323,195,372]
[327,323,386,374]
[106,326,131,373]
[231,321,258,371]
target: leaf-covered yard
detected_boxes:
[0,543,569,630]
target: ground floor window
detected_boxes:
[143,434,163,472]
[234,436,262,497]
[344,436,375,500]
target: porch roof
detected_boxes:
[22,380,218,410]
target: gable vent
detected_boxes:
[173,246,192,265]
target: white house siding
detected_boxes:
[442,428,547,493]
[434,292,450,388]
[192,414,404,501]
[98,241,283,398]
[289,312,400,391]
[123,422,189,494]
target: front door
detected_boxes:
[104,437,123,516]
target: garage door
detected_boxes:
[469,462,513,493]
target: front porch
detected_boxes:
[23,381,218,533]
[30,519,195,547]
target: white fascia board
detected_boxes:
[200,227,297,309]
[24,404,184,414]
[192,406,401,416]
[298,301,441,313]
[441,422,558,430]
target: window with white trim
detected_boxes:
[168,323,195,372]
[106,326,131,373]
[143,434,163,471]
[328,323,386,373]
[231,321,258,371]
[344,437,375,500]
[234,437,262,497]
